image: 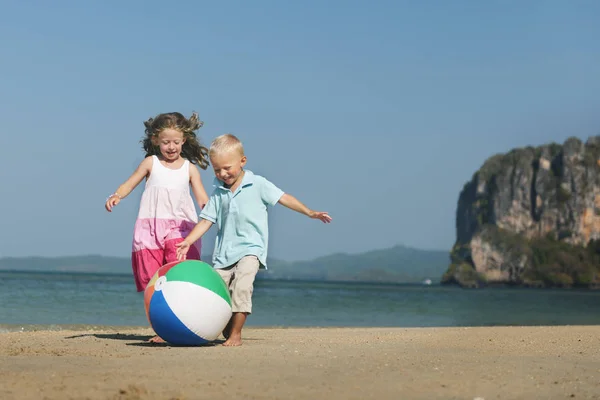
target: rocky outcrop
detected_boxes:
[443,136,600,288]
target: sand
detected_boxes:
[1,326,599,400]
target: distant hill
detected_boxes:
[262,245,449,283]
[0,255,133,274]
[0,245,449,284]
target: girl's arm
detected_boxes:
[105,157,153,212]
[189,165,209,208]
[278,193,332,223]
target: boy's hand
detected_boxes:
[308,211,332,223]
[277,194,332,223]
[176,240,191,261]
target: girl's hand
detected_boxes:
[105,194,121,212]
[176,240,191,261]
[308,211,332,223]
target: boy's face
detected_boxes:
[210,150,247,188]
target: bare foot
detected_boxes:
[148,335,165,344]
[222,333,242,346]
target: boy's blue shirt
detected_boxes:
[199,170,284,269]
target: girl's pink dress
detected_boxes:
[131,155,201,291]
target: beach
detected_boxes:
[1,326,599,400]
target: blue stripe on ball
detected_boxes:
[148,288,210,345]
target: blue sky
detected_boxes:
[1,1,599,260]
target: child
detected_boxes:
[105,112,210,341]
[176,134,331,346]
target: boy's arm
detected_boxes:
[278,193,332,223]
[184,219,213,244]
[176,218,213,260]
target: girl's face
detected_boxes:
[156,128,185,162]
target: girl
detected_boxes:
[105,112,210,293]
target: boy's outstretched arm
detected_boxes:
[176,219,214,260]
[278,193,332,223]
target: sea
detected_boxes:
[1,270,600,332]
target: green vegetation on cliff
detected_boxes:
[525,236,600,287]
[443,225,600,288]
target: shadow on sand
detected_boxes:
[64,332,224,347]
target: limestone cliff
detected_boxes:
[442,136,600,288]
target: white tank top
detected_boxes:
[136,155,198,222]
[146,155,191,190]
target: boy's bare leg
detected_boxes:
[222,256,258,346]
[222,312,247,346]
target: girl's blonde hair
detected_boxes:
[142,112,209,169]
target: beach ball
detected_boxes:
[144,260,232,345]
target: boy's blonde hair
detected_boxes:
[209,134,245,157]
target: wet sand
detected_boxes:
[1,326,599,399]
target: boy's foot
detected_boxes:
[222,333,242,347]
[148,335,165,344]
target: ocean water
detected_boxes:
[1,270,600,332]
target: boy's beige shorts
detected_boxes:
[216,255,260,313]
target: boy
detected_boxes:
[176,134,332,346]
